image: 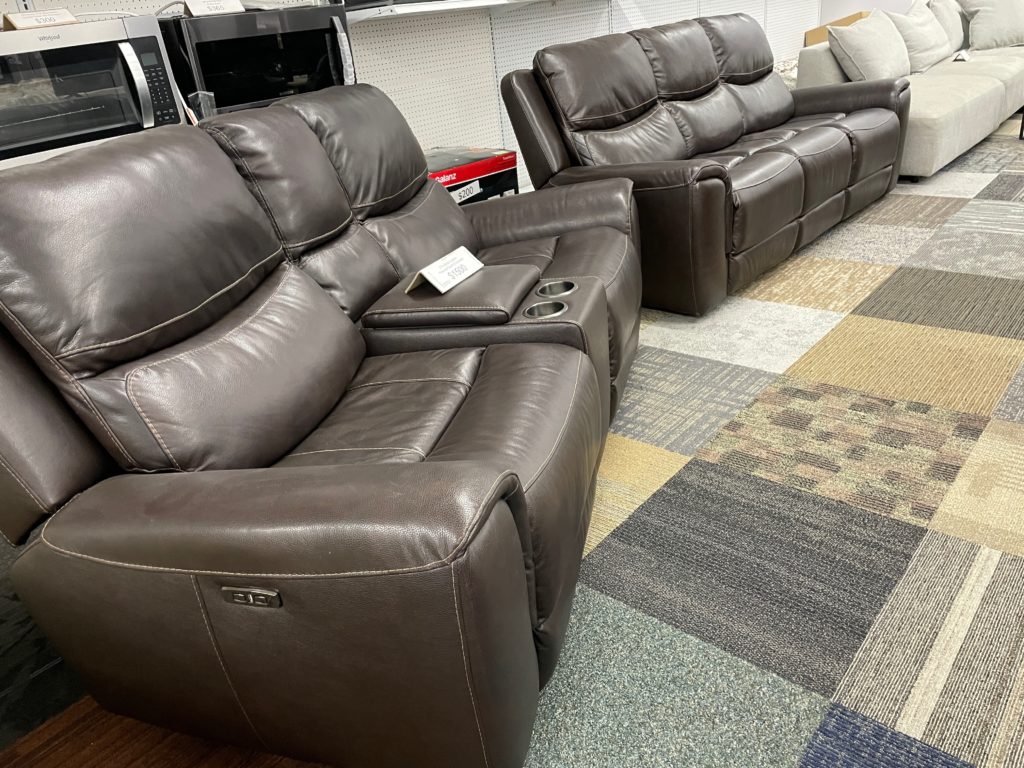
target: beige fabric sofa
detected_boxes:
[798,23,1024,177]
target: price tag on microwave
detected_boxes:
[2,9,78,30]
[184,0,245,16]
[450,180,482,205]
[405,247,483,295]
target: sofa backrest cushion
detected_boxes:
[699,14,794,134]
[0,127,363,472]
[205,85,480,318]
[631,20,744,157]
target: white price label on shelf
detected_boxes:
[185,0,245,16]
[405,247,483,294]
[2,9,77,29]
[451,180,482,204]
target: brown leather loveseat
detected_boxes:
[0,86,641,768]
[503,13,911,315]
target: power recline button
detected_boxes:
[221,586,282,608]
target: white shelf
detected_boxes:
[348,0,547,23]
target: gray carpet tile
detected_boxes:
[976,171,1024,202]
[945,136,1024,173]
[944,199,1024,236]
[796,222,933,265]
[906,228,1024,280]
[855,196,968,228]
[581,460,924,697]
[526,585,828,768]
[994,363,1024,423]
[611,346,776,455]
[853,266,1024,340]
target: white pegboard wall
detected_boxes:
[610,0,697,33]
[765,0,818,59]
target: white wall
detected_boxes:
[819,0,909,22]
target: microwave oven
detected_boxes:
[0,17,184,168]
[159,4,355,118]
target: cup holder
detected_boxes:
[524,301,568,319]
[536,280,577,298]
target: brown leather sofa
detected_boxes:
[503,13,911,315]
[0,86,641,768]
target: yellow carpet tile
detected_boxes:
[739,257,896,313]
[787,316,1024,416]
[584,434,689,554]
[932,419,1024,556]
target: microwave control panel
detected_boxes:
[134,36,181,126]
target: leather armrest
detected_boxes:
[548,159,729,192]
[34,461,527,576]
[463,177,635,247]
[792,77,911,117]
[361,264,541,329]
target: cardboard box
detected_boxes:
[426,147,518,206]
[804,11,869,47]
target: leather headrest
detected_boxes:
[631,21,721,100]
[698,13,775,85]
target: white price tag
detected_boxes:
[185,0,245,16]
[451,179,482,204]
[2,9,77,29]
[405,247,483,295]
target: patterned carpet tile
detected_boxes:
[799,705,972,768]
[585,434,689,555]
[641,297,842,374]
[835,533,1024,768]
[787,316,1024,416]
[525,586,828,768]
[977,171,1024,202]
[796,222,932,265]
[944,199,1024,236]
[611,346,776,455]
[853,267,1024,341]
[995,363,1024,423]
[894,171,997,199]
[738,256,896,313]
[946,135,1024,173]
[932,419,1024,557]
[581,460,924,697]
[697,376,986,525]
[855,196,968,228]
[906,229,1024,280]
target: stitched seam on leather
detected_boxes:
[535,67,584,165]
[658,77,719,98]
[512,78,558,180]
[286,446,426,458]
[566,96,658,124]
[283,213,354,251]
[37,471,515,577]
[578,106,664,136]
[0,300,134,466]
[191,576,269,749]
[364,305,509,316]
[368,180,440,223]
[452,565,491,768]
[524,352,582,492]
[776,136,847,158]
[731,161,797,192]
[354,166,428,209]
[721,65,772,78]
[0,451,47,514]
[687,177,700,308]
[359,224,404,279]
[508,317,589,354]
[124,266,293,470]
[347,377,472,390]
[56,248,283,360]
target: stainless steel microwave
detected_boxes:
[159,4,356,118]
[0,17,184,168]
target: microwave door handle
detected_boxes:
[330,15,357,85]
[117,41,155,129]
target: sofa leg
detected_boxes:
[899,175,922,183]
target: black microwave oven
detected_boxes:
[0,17,184,167]
[159,4,355,118]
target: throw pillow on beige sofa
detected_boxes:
[828,11,911,81]
[929,0,966,50]
[887,0,953,71]
[958,0,1024,50]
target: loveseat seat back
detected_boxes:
[205,85,480,320]
[0,127,365,473]
[532,14,795,166]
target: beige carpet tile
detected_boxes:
[697,376,985,525]
[787,316,1024,416]
[855,195,969,228]
[797,221,933,265]
[894,172,998,199]
[944,199,1024,236]
[931,419,1024,557]
[995,362,1024,423]
[853,267,1024,341]
[906,229,1024,280]
[584,434,688,555]
[739,256,896,313]
[835,533,1024,768]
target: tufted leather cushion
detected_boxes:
[630,21,719,100]
[699,13,775,85]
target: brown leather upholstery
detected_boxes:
[205,86,641,413]
[0,84,634,767]
[504,12,911,314]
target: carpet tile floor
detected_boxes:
[526,122,1024,767]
